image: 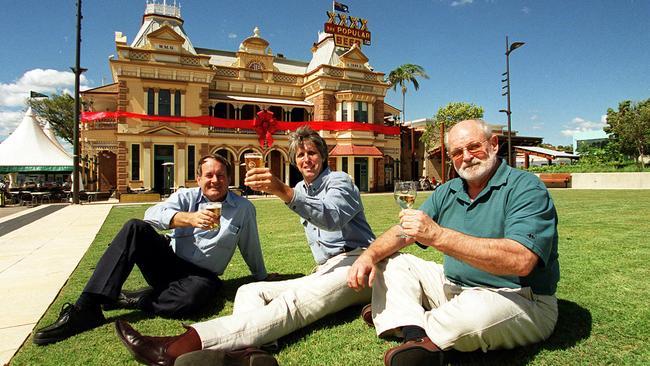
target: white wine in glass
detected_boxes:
[394,181,418,238]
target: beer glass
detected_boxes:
[244,152,264,171]
[204,202,222,229]
[394,181,417,238]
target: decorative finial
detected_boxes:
[253,27,260,37]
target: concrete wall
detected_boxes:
[570,172,650,189]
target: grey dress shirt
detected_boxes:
[144,188,268,280]
[287,168,375,264]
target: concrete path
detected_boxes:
[0,203,113,365]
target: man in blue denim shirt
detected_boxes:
[115,126,375,366]
[33,154,268,346]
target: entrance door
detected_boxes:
[154,145,174,193]
[354,157,368,192]
[98,150,116,192]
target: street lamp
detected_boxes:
[499,36,525,167]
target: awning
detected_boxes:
[514,146,579,160]
[329,144,383,157]
[211,94,313,107]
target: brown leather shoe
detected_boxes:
[225,347,278,366]
[384,337,443,366]
[115,320,177,366]
[361,303,374,328]
[173,347,278,366]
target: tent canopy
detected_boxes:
[0,108,73,173]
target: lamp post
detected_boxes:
[499,36,525,167]
[72,0,86,204]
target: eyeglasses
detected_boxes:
[448,140,488,161]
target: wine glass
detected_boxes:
[394,181,418,238]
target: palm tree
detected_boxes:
[387,64,429,179]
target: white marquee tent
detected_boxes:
[0,108,73,187]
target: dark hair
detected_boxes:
[288,125,329,168]
[197,154,231,178]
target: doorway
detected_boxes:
[354,157,368,192]
[154,145,174,193]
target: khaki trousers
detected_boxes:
[372,253,558,352]
[192,248,371,350]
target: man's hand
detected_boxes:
[399,209,443,247]
[244,167,293,202]
[178,210,219,230]
[347,255,376,291]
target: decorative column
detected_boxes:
[117,141,128,195]
[284,161,290,185]
[176,142,186,188]
[368,157,374,192]
[142,142,152,189]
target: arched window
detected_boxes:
[247,61,264,71]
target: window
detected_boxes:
[158,89,171,116]
[187,145,196,180]
[248,61,264,70]
[354,101,368,123]
[342,157,348,173]
[147,88,155,115]
[174,90,181,116]
[341,102,348,122]
[131,144,140,180]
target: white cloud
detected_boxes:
[0,68,90,139]
[0,110,25,139]
[522,6,531,14]
[228,33,237,39]
[0,69,89,108]
[451,0,473,6]
[560,117,607,137]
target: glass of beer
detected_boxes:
[244,152,264,171]
[205,202,222,230]
[394,181,418,238]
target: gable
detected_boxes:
[140,125,185,136]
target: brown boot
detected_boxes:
[115,320,201,366]
[225,347,278,366]
[360,303,374,328]
[384,336,444,366]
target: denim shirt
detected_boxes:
[287,168,375,264]
[144,188,267,280]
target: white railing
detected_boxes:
[144,2,181,18]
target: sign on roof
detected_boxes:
[324,11,371,48]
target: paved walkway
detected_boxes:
[0,203,114,365]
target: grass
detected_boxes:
[10,190,650,365]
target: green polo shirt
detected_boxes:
[419,159,559,295]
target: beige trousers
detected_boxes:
[192,248,371,350]
[372,253,558,352]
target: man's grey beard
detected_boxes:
[455,151,499,182]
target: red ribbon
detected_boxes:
[80,111,401,144]
[253,109,278,148]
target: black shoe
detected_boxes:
[33,303,105,345]
[103,287,154,311]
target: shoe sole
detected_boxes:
[386,347,444,366]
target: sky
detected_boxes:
[1,0,649,147]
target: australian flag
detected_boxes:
[333,1,349,13]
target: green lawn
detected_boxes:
[11,190,650,365]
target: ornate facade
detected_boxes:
[81,3,400,195]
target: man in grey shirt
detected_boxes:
[33,154,268,346]
[115,126,375,366]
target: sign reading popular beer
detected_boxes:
[324,11,371,48]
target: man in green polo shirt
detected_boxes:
[348,119,559,366]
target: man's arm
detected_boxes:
[400,209,538,276]
[236,203,268,281]
[144,189,218,230]
[347,225,411,291]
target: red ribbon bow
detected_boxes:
[254,109,278,148]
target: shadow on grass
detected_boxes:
[446,299,592,365]
[184,273,306,322]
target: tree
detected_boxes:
[605,98,650,169]
[421,102,484,150]
[387,64,429,178]
[26,93,76,144]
